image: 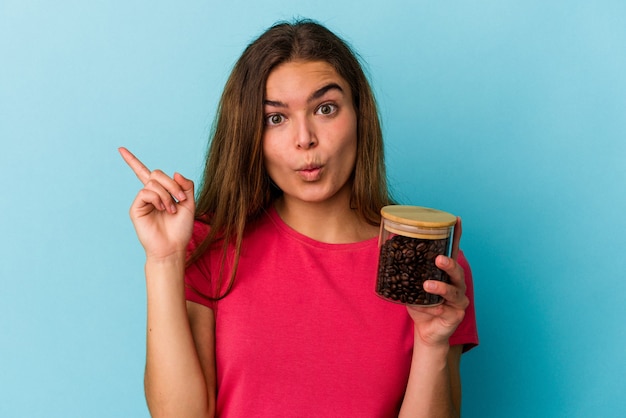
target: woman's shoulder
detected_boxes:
[190,218,211,246]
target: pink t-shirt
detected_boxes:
[185,207,478,417]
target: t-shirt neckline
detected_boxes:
[265,205,378,250]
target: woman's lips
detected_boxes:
[297,165,323,181]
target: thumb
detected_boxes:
[173,172,195,200]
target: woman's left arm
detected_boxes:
[399,219,469,418]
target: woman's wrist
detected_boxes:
[145,250,187,266]
[411,324,451,362]
[144,252,187,291]
[413,337,450,357]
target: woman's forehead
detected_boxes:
[265,60,350,103]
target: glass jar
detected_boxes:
[376,205,456,306]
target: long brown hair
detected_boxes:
[188,19,392,299]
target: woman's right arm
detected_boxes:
[119,148,215,417]
[143,258,216,418]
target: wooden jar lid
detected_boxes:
[381,205,456,228]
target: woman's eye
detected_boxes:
[317,103,337,116]
[266,114,284,126]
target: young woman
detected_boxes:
[120,19,478,418]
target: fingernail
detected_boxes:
[170,204,177,213]
[439,256,449,267]
[177,192,187,201]
[424,281,436,291]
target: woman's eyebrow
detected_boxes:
[308,83,344,103]
[264,99,286,108]
[263,83,344,108]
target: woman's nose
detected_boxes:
[294,117,318,149]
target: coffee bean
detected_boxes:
[376,234,450,306]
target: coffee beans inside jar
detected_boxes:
[375,205,456,306]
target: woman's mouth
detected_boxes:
[297,165,323,181]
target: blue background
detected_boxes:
[1,1,625,417]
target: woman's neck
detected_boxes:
[273,195,379,244]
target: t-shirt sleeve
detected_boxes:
[449,250,479,352]
[184,221,216,310]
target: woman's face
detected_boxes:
[262,60,357,206]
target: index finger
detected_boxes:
[118,147,151,184]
